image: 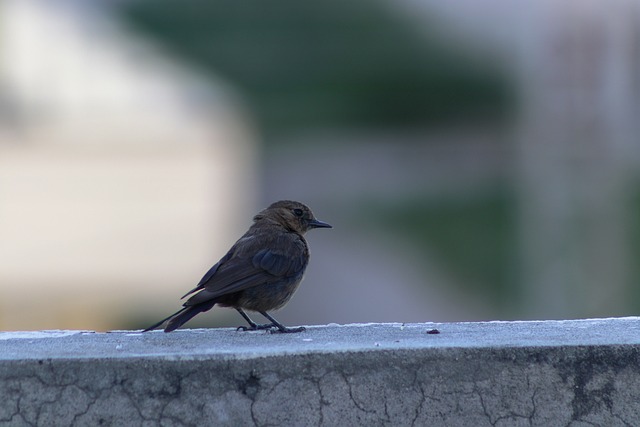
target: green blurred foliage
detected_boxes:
[121,0,512,138]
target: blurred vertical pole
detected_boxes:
[517,0,640,318]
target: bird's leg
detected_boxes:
[259,311,306,334]
[236,308,275,331]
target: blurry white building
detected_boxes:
[0,0,257,330]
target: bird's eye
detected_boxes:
[293,208,304,217]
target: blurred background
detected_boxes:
[1,0,639,331]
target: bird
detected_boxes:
[143,200,332,334]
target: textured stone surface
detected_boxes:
[1,318,640,426]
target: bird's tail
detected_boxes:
[142,300,216,333]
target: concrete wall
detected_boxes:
[2,318,640,426]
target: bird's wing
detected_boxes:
[183,233,307,307]
[180,250,233,299]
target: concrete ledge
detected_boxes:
[2,318,640,426]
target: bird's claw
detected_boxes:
[237,323,276,332]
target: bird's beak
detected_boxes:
[308,219,332,229]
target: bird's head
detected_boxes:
[254,200,332,234]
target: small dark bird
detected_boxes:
[144,200,332,334]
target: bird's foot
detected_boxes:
[270,326,306,334]
[237,323,276,332]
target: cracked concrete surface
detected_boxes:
[2,318,640,426]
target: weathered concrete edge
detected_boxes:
[3,317,640,361]
[2,343,640,426]
[2,319,640,425]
